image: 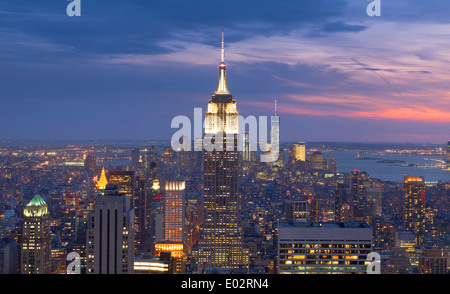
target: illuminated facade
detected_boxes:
[163,180,186,273]
[20,194,52,274]
[96,167,108,190]
[108,171,135,206]
[164,180,186,243]
[198,29,244,269]
[403,175,426,246]
[109,170,140,252]
[134,253,173,274]
[292,142,306,162]
[86,183,135,274]
[277,222,373,274]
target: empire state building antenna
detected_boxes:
[221,25,225,63]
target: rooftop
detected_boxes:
[279,221,371,229]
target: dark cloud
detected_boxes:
[0,0,351,57]
[321,21,367,33]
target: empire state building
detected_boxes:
[197,29,244,270]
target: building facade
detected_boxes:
[86,183,135,274]
[198,30,244,270]
[20,194,52,274]
[403,175,426,246]
[278,221,373,274]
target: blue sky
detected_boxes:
[1,0,450,142]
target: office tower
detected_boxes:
[156,180,186,273]
[309,197,321,222]
[131,148,140,171]
[164,180,186,243]
[20,194,52,274]
[2,239,19,274]
[327,155,337,174]
[365,187,382,218]
[84,153,97,174]
[269,100,280,163]
[243,132,251,161]
[395,231,418,267]
[134,175,147,252]
[277,222,373,274]
[387,247,411,274]
[109,170,135,208]
[86,183,135,274]
[96,167,108,190]
[291,142,306,162]
[403,175,426,246]
[419,247,447,274]
[149,179,164,251]
[350,170,365,222]
[198,29,244,270]
[307,151,325,171]
[334,183,351,222]
[285,200,309,222]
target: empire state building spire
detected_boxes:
[215,26,230,94]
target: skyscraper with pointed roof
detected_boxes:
[97,167,108,190]
[198,28,244,270]
[20,194,52,274]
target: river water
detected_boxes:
[325,151,450,183]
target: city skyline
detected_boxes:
[1,1,450,143]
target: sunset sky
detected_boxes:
[1,0,450,143]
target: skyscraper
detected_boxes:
[20,194,51,274]
[243,131,251,161]
[350,170,365,222]
[334,183,351,222]
[84,153,97,174]
[156,180,187,274]
[198,28,244,270]
[131,148,140,171]
[269,100,280,163]
[96,167,108,190]
[108,171,135,205]
[403,175,426,246]
[86,183,135,274]
[164,180,186,243]
[291,142,306,162]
